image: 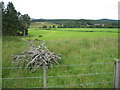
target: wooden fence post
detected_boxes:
[43,64,47,88]
[114,59,120,88]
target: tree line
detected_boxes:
[32,19,119,28]
[1,2,31,36]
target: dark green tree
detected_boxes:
[4,2,19,36]
[2,2,6,36]
[43,25,47,28]
[19,14,30,36]
[2,2,31,36]
[52,25,56,28]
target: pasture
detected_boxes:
[2,28,118,88]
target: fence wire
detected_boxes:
[48,81,113,88]
[47,72,113,78]
[1,76,42,80]
[1,72,113,80]
[1,62,113,69]
[2,62,114,88]
[50,62,113,67]
[32,81,113,88]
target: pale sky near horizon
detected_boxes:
[3,0,120,20]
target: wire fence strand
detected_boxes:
[47,72,113,78]
[1,76,42,80]
[2,62,114,88]
[48,81,113,88]
[1,72,113,80]
[32,81,113,88]
[50,62,113,67]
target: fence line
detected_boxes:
[114,59,120,88]
[1,72,113,80]
[48,81,113,88]
[1,62,113,69]
[50,62,113,67]
[32,81,113,88]
[47,72,113,78]
[2,61,117,88]
[43,64,47,88]
[2,76,42,80]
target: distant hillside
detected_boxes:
[97,19,118,21]
[31,19,118,28]
[31,19,118,24]
[30,22,60,28]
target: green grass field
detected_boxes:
[30,28,118,33]
[2,28,118,88]
[49,28,118,32]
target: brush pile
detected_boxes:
[12,39,61,71]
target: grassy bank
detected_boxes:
[2,28,118,88]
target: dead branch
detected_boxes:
[13,39,61,72]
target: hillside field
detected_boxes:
[2,28,118,88]
[30,22,60,28]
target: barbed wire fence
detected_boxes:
[1,60,120,88]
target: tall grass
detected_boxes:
[2,28,118,88]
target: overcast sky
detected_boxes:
[3,0,119,19]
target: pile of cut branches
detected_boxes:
[13,39,61,71]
